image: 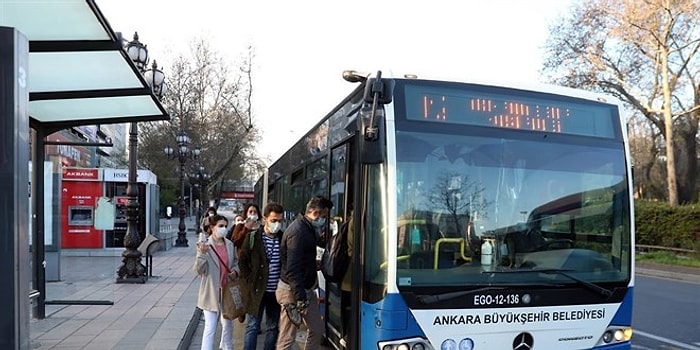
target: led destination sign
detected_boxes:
[403,84,617,139]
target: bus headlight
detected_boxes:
[602,331,613,343]
[624,328,633,340]
[377,337,433,350]
[614,327,633,341]
[441,339,456,350]
[597,326,632,346]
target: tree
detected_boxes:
[627,115,666,199]
[542,0,700,205]
[137,40,260,208]
[427,172,490,235]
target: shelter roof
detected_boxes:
[0,0,169,131]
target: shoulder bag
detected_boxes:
[210,246,246,320]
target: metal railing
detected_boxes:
[159,222,177,233]
[636,244,696,254]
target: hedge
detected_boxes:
[635,200,700,250]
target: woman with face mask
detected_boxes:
[200,206,218,237]
[230,203,261,255]
[238,202,285,350]
[229,203,261,323]
[194,214,240,350]
[225,215,245,241]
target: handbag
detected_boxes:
[210,245,246,320]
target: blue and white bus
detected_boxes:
[256,71,634,349]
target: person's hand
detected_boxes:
[295,299,309,312]
[196,242,209,254]
[284,303,303,327]
[244,218,260,230]
[228,270,239,281]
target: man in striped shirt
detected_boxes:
[239,202,284,350]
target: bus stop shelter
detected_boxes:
[0,0,169,348]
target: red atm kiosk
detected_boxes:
[60,167,158,250]
[61,168,103,248]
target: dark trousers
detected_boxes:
[341,290,351,337]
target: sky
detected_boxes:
[97,0,573,164]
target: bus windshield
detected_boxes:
[393,125,631,288]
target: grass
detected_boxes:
[636,251,700,269]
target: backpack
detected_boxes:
[320,220,350,283]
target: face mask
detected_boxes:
[235,220,244,225]
[208,212,215,217]
[312,217,326,228]
[268,222,281,233]
[215,226,227,238]
[248,214,258,222]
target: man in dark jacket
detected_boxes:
[239,202,284,350]
[276,195,332,350]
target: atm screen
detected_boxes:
[68,206,94,226]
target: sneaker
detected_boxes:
[340,335,348,348]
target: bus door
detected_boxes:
[324,140,354,347]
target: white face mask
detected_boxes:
[215,226,227,238]
[248,214,258,222]
[267,222,281,233]
[235,220,244,225]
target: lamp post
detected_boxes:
[190,165,210,235]
[116,32,166,283]
[164,131,200,247]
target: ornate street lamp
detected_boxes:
[189,165,210,235]
[125,32,148,71]
[144,60,167,99]
[116,32,165,283]
[164,131,201,247]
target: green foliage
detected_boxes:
[635,200,700,249]
[159,188,178,209]
[636,251,700,268]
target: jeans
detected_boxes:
[243,291,281,350]
[201,309,233,350]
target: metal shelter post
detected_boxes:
[0,26,31,349]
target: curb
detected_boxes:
[636,265,700,284]
[177,307,202,350]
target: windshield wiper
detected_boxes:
[495,268,613,298]
[415,286,506,305]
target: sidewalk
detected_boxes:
[636,261,700,283]
[30,244,200,350]
[186,315,313,350]
[29,227,325,350]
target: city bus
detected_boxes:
[255,71,634,349]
